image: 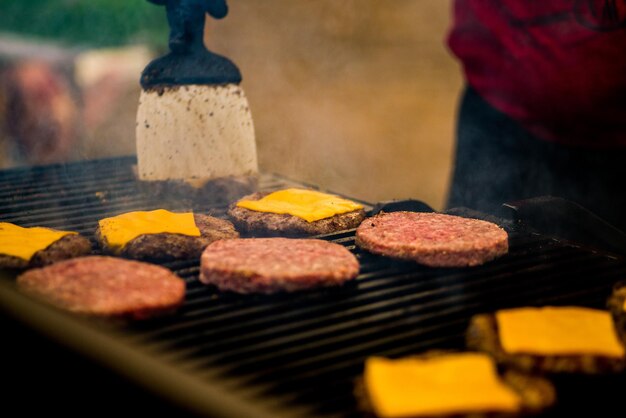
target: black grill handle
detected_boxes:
[503,196,626,255]
[141,0,241,88]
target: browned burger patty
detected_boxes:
[354,351,556,418]
[199,238,359,294]
[466,313,626,375]
[607,282,626,345]
[227,192,366,236]
[355,211,508,267]
[0,233,91,269]
[95,213,238,260]
[17,256,185,320]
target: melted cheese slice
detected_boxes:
[496,306,625,358]
[98,209,200,252]
[0,222,77,261]
[364,354,522,418]
[236,188,363,222]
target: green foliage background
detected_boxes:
[0,0,169,49]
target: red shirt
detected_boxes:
[447,0,626,147]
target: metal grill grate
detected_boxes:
[2,157,626,418]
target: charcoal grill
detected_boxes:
[2,157,626,417]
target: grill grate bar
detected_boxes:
[130,237,599,346]
[139,242,620,378]
[192,319,468,396]
[0,162,136,193]
[0,168,135,195]
[0,183,140,216]
[0,196,152,225]
[176,266,620,384]
[145,254,599,363]
[2,158,626,418]
[183,280,616,417]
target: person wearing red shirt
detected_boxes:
[446,0,626,229]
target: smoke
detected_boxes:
[1,1,460,211]
[207,0,460,209]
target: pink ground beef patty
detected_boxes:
[200,238,359,294]
[17,256,185,320]
[355,211,508,267]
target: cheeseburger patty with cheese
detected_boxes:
[228,188,366,236]
[95,209,238,260]
[467,306,626,374]
[0,222,91,269]
[356,351,555,418]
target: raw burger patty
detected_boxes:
[200,238,359,294]
[17,256,185,320]
[96,213,238,260]
[355,211,508,267]
[228,192,366,236]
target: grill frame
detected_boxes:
[2,157,626,418]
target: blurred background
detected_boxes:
[0,0,461,210]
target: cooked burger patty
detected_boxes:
[467,313,626,375]
[0,233,91,269]
[354,351,556,418]
[608,282,626,344]
[96,213,238,260]
[355,211,508,267]
[199,238,359,294]
[17,256,185,320]
[228,192,366,236]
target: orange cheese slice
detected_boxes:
[0,222,77,261]
[496,306,625,358]
[236,188,363,222]
[364,354,522,417]
[98,209,200,253]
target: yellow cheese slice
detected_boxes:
[236,188,363,222]
[496,306,625,358]
[0,222,77,261]
[98,209,200,252]
[364,354,522,418]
